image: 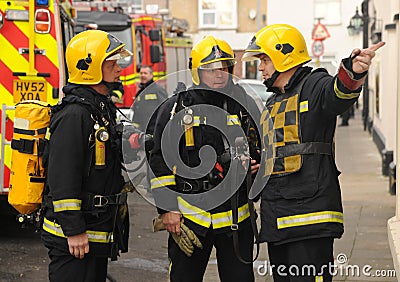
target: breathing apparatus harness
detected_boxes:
[170,81,260,263]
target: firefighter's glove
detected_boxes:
[171,223,202,257]
[180,223,202,250]
[171,231,194,257]
[152,216,202,257]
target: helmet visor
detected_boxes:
[198,59,235,70]
[241,51,263,62]
[106,48,133,61]
[242,35,263,61]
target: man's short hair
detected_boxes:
[140,65,153,74]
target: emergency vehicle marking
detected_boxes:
[1,0,73,190]
[1,40,50,102]
[0,60,15,101]
[1,9,60,86]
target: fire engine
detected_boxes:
[73,0,192,108]
[0,0,75,197]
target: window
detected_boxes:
[199,0,237,29]
[314,0,341,25]
[245,61,258,79]
[131,0,143,12]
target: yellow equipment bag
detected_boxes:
[8,100,51,215]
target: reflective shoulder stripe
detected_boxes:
[145,93,158,100]
[277,211,343,229]
[211,203,250,229]
[300,100,309,113]
[177,197,212,228]
[53,199,81,212]
[227,115,241,126]
[42,218,113,243]
[334,79,360,99]
[315,276,323,282]
[151,175,176,189]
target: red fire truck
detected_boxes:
[0,0,75,195]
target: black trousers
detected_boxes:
[47,250,108,282]
[168,226,255,282]
[42,231,109,282]
[268,237,334,282]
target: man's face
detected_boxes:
[140,67,153,84]
[258,54,276,81]
[102,60,121,83]
[199,67,229,89]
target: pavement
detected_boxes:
[108,109,397,282]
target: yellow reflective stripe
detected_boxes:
[193,116,200,126]
[177,197,212,228]
[227,115,241,126]
[144,93,158,100]
[277,211,343,229]
[300,100,309,113]
[211,203,250,229]
[53,199,81,212]
[178,197,250,229]
[43,218,65,237]
[334,79,360,99]
[315,276,323,282]
[45,128,51,140]
[86,230,114,243]
[42,218,114,243]
[151,175,176,189]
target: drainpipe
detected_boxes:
[361,0,370,131]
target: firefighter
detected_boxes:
[132,65,168,135]
[149,35,261,282]
[40,30,133,281]
[242,24,385,281]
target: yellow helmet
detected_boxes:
[189,35,236,85]
[66,30,132,85]
[242,24,311,72]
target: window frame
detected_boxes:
[198,0,237,29]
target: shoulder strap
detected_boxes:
[52,95,109,127]
[170,82,189,119]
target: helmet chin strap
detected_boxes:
[101,80,123,92]
[264,70,281,91]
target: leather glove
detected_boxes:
[152,215,203,257]
[119,172,146,220]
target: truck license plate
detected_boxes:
[13,80,47,103]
